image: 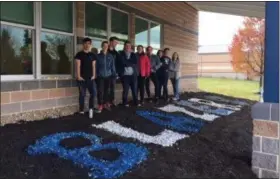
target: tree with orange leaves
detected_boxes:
[229,17,265,83]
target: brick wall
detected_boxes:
[0,80,79,124]
[251,103,279,178]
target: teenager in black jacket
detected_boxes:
[119,41,139,107]
[108,36,122,106]
[158,48,171,102]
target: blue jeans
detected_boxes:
[77,79,96,111]
[122,75,138,105]
[170,78,179,99]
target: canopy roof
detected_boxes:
[187,2,265,18]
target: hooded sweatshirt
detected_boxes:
[168,59,180,79]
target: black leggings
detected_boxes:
[145,73,159,99]
[138,76,146,102]
[159,73,169,100]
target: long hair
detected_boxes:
[137,45,145,56]
[157,50,163,58]
[172,52,179,61]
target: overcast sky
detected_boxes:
[199,11,244,46]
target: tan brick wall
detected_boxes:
[1,87,79,116]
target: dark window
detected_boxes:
[0,2,34,26]
[111,9,128,42]
[0,25,33,75]
[135,17,148,47]
[85,2,107,39]
[42,2,73,33]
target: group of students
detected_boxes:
[75,37,180,118]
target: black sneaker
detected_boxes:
[154,98,159,104]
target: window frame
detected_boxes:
[0,2,36,81]
[135,15,149,48]
[110,7,130,43]
[134,15,162,49]
[84,2,108,40]
[40,1,75,79]
[0,2,76,81]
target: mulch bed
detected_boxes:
[0,92,258,179]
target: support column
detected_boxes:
[251,2,279,179]
[263,1,279,103]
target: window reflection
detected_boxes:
[0,25,33,75]
[150,23,161,49]
[111,10,128,42]
[85,2,107,39]
[92,39,103,53]
[41,32,73,74]
[116,43,124,52]
[135,18,148,47]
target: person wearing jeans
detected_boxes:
[108,36,121,106]
[136,45,151,105]
[75,37,97,118]
[159,48,171,102]
[96,41,116,113]
[169,52,180,100]
[145,46,161,103]
[119,41,139,107]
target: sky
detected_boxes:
[198,11,244,52]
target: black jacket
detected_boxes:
[108,48,121,77]
[119,51,138,76]
[159,56,171,75]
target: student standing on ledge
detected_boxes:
[146,46,161,103]
[119,41,139,107]
[75,38,97,118]
[136,45,151,105]
[169,52,180,101]
[108,36,121,106]
[159,48,171,102]
[96,41,116,113]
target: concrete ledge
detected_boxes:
[1,105,79,126]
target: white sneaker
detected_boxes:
[89,109,93,119]
[172,97,179,101]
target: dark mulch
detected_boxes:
[0,92,258,179]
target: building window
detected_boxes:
[0,2,34,26]
[111,9,128,42]
[41,32,73,75]
[133,16,161,54]
[0,25,33,75]
[92,39,103,54]
[85,2,107,39]
[0,2,34,76]
[41,2,74,75]
[150,23,161,51]
[135,17,148,47]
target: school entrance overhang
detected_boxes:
[187,2,265,18]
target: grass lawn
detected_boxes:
[198,77,260,101]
